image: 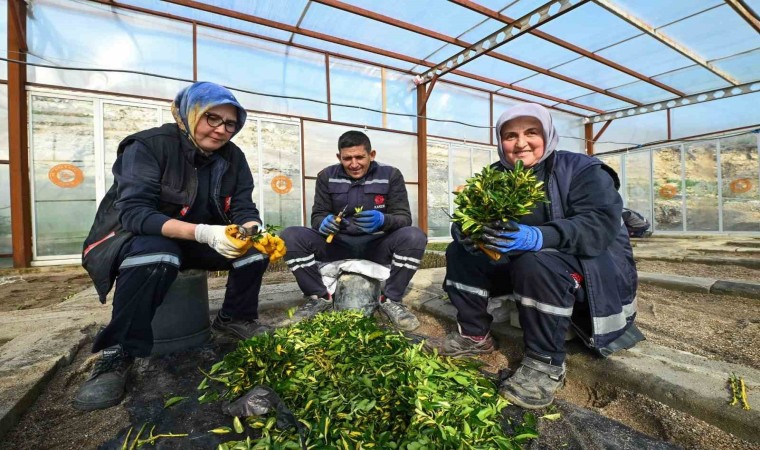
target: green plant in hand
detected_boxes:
[452,161,548,259]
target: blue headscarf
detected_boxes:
[171,81,247,149]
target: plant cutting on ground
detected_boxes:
[199,311,539,449]
[451,161,548,260]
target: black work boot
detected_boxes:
[425,331,496,357]
[499,354,565,409]
[73,345,134,411]
[212,311,272,340]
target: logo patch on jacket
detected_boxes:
[374,195,385,207]
[224,196,232,213]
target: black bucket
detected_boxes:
[151,269,211,355]
[333,272,381,316]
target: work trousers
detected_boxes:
[280,226,427,301]
[443,242,587,365]
[92,235,269,357]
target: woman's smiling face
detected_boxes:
[500,116,545,168]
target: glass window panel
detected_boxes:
[613,0,723,28]
[233,119,260,199]
[330,58,383,128]
[608,81,675,104]
[194,0,308,26]
[28,0,192,99]
[539,3,641,52]
[653,65,731,95]
[671,92,760,139]
[0,164,10,257]
[384,68,417,133]
[652,146,684,231]
[499,34,579,70]
[569,92,633,111]
[103,103,160,189]
[456,54,537,84]
[197,27,327,119]
[304,178,315,225]
[450,146,471,194]
[427,141,451,239]
[660,5,759,61]
[684,141,719,231]
[30,96,96,257]
[302,121,417,182]
[0,85,7,160]
[553,57,638,90]
[347,0,489,37]
[408,184,419,228]
[593,110,668,154]
[514,74,594,100]
[161,108,174,125]
[623,151,652,226]
[427,82,491,143]
[0,0,6,80]
[492,95,521,133]
[120,0,293,40]
[712,49,760,84]
[292,35,417,72]
[720,134,760,232]
[441,72,506,93]
[424,44,467,71]
[300,3,446,60]
[458,19,509,44]
[596,154,622,182]
[553,111,585,154]
[596,35,694,78]
[260,121,303,228]
[550,104,597,116]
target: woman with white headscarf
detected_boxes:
[430,103,641,409]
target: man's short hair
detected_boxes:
[338,130,372,153]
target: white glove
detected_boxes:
[194,224,247,259]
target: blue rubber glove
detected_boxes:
[450,223,479,255]
[354,210,385,233]
[318,214,341,236]
[482,222,543,253]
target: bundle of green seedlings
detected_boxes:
[199,310,539,449]
[452,161,548,260]
[728,372,751,410]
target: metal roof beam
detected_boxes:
[594,0,741,86]
[418,0,589,83]
[585,81,759,123]
[449,0,685,96]
[156,0,603,112]
[313,0,641,106]
[724,0,760,34]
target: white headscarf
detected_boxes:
[495,103,559,169]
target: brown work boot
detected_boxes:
[499,355,565,409]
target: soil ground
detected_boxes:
[0,257,758,449]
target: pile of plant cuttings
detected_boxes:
[200,310,539,449]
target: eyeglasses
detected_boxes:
[204,112,238,133]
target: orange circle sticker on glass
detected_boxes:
[48,164,84,188]
[729,178,752,194]
[271,174,293,195]
[658,184,678,199]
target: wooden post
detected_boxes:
[8,0,32,267]
[584,123,594,155]
[416,85,428,233]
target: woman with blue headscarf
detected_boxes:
[429,103,641,410]
[76,82,282,411]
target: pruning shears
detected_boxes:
[326,204,349,244]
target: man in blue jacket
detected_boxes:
[75,82,283,411]
[428,103,643,409]
[280,131,427,331]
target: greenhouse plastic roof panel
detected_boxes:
[96,0,759,118]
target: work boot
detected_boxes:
[499,355,565,409]
[73,345,134,411]
[212,311,272,340]
[283,295,332,326]
[379,297,420,331]
[426,331,496,357]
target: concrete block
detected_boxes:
[637,272,716,293]
[710,280,760,300]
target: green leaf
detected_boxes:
[233,416,244,433]
[163,396,186,408]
